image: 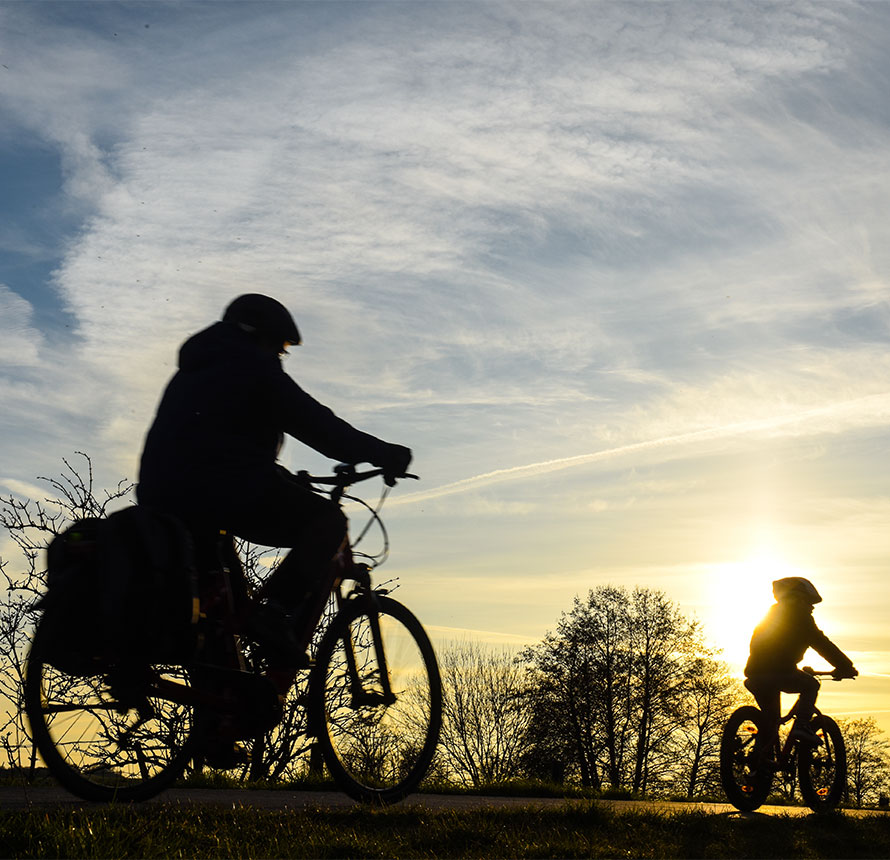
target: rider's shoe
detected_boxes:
[265,667,299,701]
[202,740,251,770]
[790,722,822,745]
[762,752,782,770]
[246,600,311,668]
[107,668,152,716]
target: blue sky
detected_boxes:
[3,1,890,725]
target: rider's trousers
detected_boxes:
[744,669,820,725]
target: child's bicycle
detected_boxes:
[25,466,442,805]
[720,667,852,814]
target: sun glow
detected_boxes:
[706,556,812,670]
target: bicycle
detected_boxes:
[24,465,442,805]
[720,667,851,814]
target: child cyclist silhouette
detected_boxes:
[744,577,858,744]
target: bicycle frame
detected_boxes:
[142,466,409,726]
[322,562,394,706]
[760,706,825,775]
[296,465,415,707]
[26,464,440,805]
[722,667,852,813]
[755,666,850,767]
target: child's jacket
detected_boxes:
[744,600,853,676]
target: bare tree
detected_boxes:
[522,604,614,789]
[578,586,633,789]
[0,555,40,774]
[627,587,702,795]
[0,454,134,770]
[672,654,743,798]
[437,642,531,787]
[523,587,635,790]
[522,585,728,796]
[840,717,890,807]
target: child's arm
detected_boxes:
[809,621,857,677]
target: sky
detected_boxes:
[2,0,890,729]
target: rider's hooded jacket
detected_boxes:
[137,321,396,519]
[744,598,854,677]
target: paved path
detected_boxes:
[2,785,885,817]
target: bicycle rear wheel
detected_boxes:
[309,594,442,804]
[25,617,195,802]
[720,705,773,811]
[798,714,846,813]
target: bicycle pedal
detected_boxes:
[203,741,251,770]
[790,727,822,745]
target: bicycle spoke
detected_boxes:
[720,706,773,811]
[798,715,846,813]
[42,701,122,715]
[26,627,195,801]
[312,596,441,803]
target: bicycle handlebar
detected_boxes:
[298,464,419,487]
[802,665,857,681]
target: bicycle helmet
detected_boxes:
[772,576,822,604]
[223,294,302,347]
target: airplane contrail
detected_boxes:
[389,392,890,507]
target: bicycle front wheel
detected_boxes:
[24,617,195,802]
[719,705,773,811]
[798,714,846,813]
[309,594,442,804]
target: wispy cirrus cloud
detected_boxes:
[3,3,890,711]
[390,390,890,507]
[0,285,42,368]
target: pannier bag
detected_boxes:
[40,506,200,674]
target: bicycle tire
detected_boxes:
[719,705,773,811]
[798,714,846,813]
[24,616,195,802]
[308,594,442,804]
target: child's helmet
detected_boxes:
[772,576,822,604]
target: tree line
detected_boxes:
[2,456,889,805]
[435,588,890,804]
[434,589,741,799]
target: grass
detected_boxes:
[3,802,890,859]
[169,770,615,801]
[177,771,636,800]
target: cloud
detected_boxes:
[5,4,890,724]
[0,286,41,367]
[390,390,890,506]
[9,3,858,320]
[0,477,54,504]
[1,1,889,533]
[424,624,536,649]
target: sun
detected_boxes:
[705,555,810,670]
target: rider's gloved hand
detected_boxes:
[833,665,858,679]
[377,444,412,486]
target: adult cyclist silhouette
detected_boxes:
[137,293,412,669]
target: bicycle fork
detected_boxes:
[341,592,396,708]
